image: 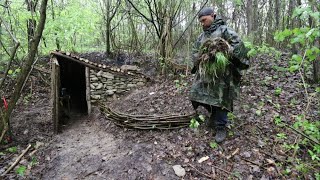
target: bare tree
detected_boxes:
[275,0,280,29]
[1,0,48,142]
[100,0,121,56]
[308,0,320,83]
[0,17,20,89]
[245,0,253,36]
[126,0,183,66]
[26,0,39,52]
[50,0,60,50]
[125,1,141,53]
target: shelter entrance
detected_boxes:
[58,58,88,115]
[51,53,91,133]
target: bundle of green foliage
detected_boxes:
[198,37,231,82]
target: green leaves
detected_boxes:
[290,33,305,45]
[232,0,243,6]
[275,88,282,96]
[293,6,320,23]
[209,141,218,149]
[215,52,229,74]
[198,115,205,122]
[272,7,320,79]
[289,54,302,73]
[189,118,200,129]
[274,115,283,127]
[255,109,262,116]
[189,115,205,129]
[174,74,188,92]
[308,150,320,161]
[291,54,302,63]
[289,65,299,73]
[306,47,320,61]
[227,112,236,121]
[244,42,281,58]
[274,29,292,42]
[293,116,320,162]
[276,133,287,140]
[247,48,257,58]
[16,166,27,176]
[199,51,230,81]
[7,146,17,153]
[39,0,102,52]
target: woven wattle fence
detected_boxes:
[99,103,195,130]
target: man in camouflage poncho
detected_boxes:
[190,7,249,143]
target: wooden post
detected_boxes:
[51,57,60,133]
[85,67,92,115]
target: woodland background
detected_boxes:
[0,0,319,179]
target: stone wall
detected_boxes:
[89,68,146,102]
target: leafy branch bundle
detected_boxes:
[198,37,231,82]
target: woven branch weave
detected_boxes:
[100,103,196,130]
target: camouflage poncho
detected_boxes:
[189,17,249,111]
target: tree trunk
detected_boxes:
[106,21,111,56]
[1,0,48,141]
[125,1,140,53]
[216,0,226,20]
[50,0,60,50]
[266,0,274,45]
[105,0,111,56]
[274,0,281,48]
[275,0,280,28]
[287,0,295,29]
[296,0,302,27]
[309,0,320,83]
[26,0,37,52]
[314,51,320,83]
[102,0,120,57]
[246,0,253,36]
[252,0,259,43]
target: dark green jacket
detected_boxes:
[189,17,249,111]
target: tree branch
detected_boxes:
[0,4,8,8]
[111,11,127,31]
[109,0,121,22]
[0,42,20,89]
[0,40,10,56]
[1,144,32,176]
[126,0,152,22]
[3,0,48,136]
[0,16,19,44]
[145,0,161,38]
[173,0,209,49]
[127,0,161,38]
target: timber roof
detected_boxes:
[50,51,145,78]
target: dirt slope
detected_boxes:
[1,53,318,179]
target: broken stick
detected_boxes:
[1,144,32,176]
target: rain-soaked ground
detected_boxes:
[1,52,319,179]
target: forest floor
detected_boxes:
[0,52,319,179]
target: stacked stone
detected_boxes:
[89,69,146,102]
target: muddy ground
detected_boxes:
[0,52,319,179]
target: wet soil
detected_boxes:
[0,52,319,179]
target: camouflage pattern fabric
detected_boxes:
[189,17,249,111]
